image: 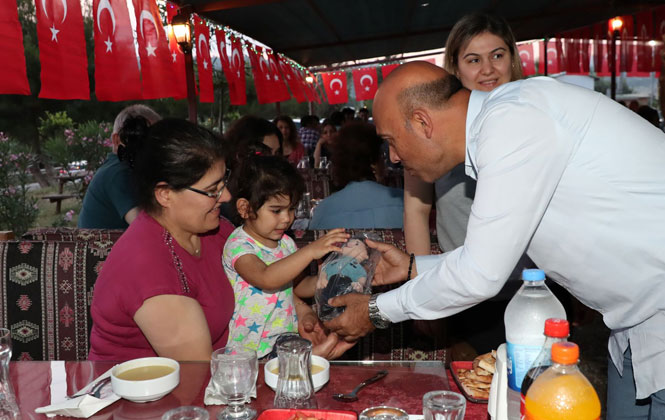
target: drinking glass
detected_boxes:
[211,347,258,420]
[423,390,466,420]
[162,406,209,420]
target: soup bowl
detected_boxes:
[264,355,330,392]
[111,357,180,403]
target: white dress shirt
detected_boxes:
[378,77,665,398]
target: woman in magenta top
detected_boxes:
[89,118,235,361]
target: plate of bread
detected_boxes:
[450,350,496,403]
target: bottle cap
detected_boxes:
[544,318,569,338]
[551,342,579,364]
[522,269,545,282]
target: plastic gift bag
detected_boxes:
[315,233,381,321]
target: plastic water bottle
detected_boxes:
[519,318,569,419]
[504,269,566,420]
[524,342,600,419]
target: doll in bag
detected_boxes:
[315,234,380,321]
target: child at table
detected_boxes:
[222,154,348,357]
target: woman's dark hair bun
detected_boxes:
[117,116,150,168]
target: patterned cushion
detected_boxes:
[22,227,125,242]
[290,228,448,363]
[0,239,114,361]
[298,168,331,199]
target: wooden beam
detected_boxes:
[192,0,282,13]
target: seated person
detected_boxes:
[298,114,320,156]
[273,115,305,165]
[313,119,336,168]
[225,115,283,159]
[309,122,404,229]
[78,104,160,229]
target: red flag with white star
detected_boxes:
[34,0,89,99]
[321,72,348,105]
[0,0,30,95]
[166,18,187,99]
[93,0,141,101]
[247,44,276,104]
[381,63,399,79]
[352,67,378,101]
[278,55,306,103]
[132,0,176,99]
[193,15,213,103]
[267,49,291,103]
[518,43,535,76]
[221,34,246,105]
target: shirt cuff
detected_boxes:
[415,254,440,275]
[376,289,409,323]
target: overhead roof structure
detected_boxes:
[175,0,663,68]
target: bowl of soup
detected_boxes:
[111,357,180,403]
[264,355,330,392]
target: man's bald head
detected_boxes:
[376,61,465,119]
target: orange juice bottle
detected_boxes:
[524,342,600,420]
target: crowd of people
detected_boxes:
[77,12,665,420]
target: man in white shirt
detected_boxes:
[324,61,665,419]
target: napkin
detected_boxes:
[487,343,508,420]
[203,379,256,406]
[35,364,121,418]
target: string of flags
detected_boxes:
[1,0,664,104]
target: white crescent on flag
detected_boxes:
[547,47,558,58]
[359,74,373,86]
[519,49,530,66]
[140,10,159,40]
[198,33,208,58]
[330,78,343,91]
[218,40,228,63]
[96,0,116,35]
[259,55,271,75]
[41,0,68,22]
[232,48,242,70]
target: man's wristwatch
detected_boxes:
[368,293,391,329]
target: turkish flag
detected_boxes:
[517,43,535,76]
[321,72,348,105]
[635,11,654,72]
[554,35,566,72]
[93,0,141,101]
[166,19,187,99]
[579,28,591,74]
[655,6,665,76]
[34,0,89,99]
[132,0,176,99]
[597,40,620,77]
[166,1,178,23]
[247,44,279,104]
[381,63,399,79]
[267,50,291,102]
[0,0,30,95]
[352,67,378,101]
[619,15,634,73]
[216,32,245,105]
[278,55,306,103]
[193,16,213,103]
[538,40,560,74]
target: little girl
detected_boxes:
[223,154,348,357]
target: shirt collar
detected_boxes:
[464,90,490,180]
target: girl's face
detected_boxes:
[321,124,336,141]
[263,134,281,156]
[242,194,295,248]
[276,120,291,141]
[170,160,231,234]
[456,32,512,91]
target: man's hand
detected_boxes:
[323,293,375,341]
[296,301,357,360]
[365,239,412,285]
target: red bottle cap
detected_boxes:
[544,318,569,338]
[551,342,579,364]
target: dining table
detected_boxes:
[11,360,489,420]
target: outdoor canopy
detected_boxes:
[173,0,663,68]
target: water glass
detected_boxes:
[162,406,209,420]
[423,390,466,420]
[211,347,258,420]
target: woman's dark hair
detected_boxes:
[230,155,305,224]
[123,117,226,214]
[320,118,335,131]
[444,13,523,81]
[225,115,283,167]
[272,115,299,149]
[331,122,383,189]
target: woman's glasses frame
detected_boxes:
[185,168,231,201]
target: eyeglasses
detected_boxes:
[185,168,231,200]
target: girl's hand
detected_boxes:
[304,228,349,260]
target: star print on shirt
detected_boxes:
[250,286,263,296]
[265,294,278,305]
[285,305,294,316]
[235,315,248,327]
[233,333,245,342]
[249,303,262,314]
[275,299,284,309]
[259,341,272,353]
[261,330,270,339]
[237,296,248,307]
[247,322,260,334]
[272,318,284,327]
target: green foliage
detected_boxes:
[0,133,39,235]
[38,111,74,141]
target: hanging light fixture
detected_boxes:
[170,12,192,54]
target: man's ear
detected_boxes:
[411,108,434,139]
[236,198,251,219]
[111,132,122,147]
[154,182,171,208]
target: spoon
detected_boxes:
[333,370,388,402]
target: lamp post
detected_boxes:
[171,13,198,124]
[305,74,314,115]
[609,17,623,101]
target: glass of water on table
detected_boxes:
[423,390,466,420]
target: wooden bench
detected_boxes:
[40,193,78,214]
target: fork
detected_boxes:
[68,376,111,399]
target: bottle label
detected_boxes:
[506,341,542,392]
